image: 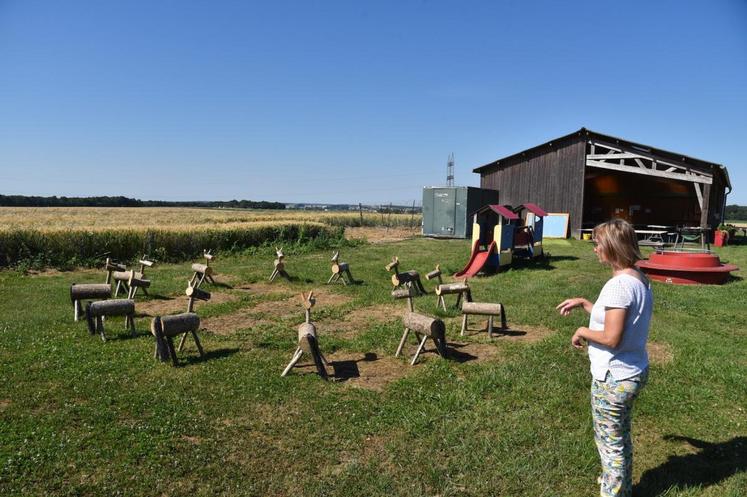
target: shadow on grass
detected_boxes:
[181,347,240,366]
[143,293,173,301]
[209,281,234,289]
[330,352,378,381]
[635,435,747,496]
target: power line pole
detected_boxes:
[447,152,455,187]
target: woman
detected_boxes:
[557,219,653,497]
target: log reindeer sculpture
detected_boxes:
[190,250,216,288]
[104,258,127,285]
[112,256,155,297]
[70,283,111,321]
[150,283,210,366]
[385,256,426,295]
[85,299,136,341]
[327,251,355,285]
[281,291,329,380]
[426,264,472,310]
[269,247,291,282]
[392,287,448,365]
[460,302,508,338]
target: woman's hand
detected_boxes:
[571,328,586,349]
[556,297,592,316]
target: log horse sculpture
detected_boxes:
[386,256,426,295]
[392,287,448,365]
[269,247,291,282]
[327,251,355,285]
[110,256,155,298]
[425,264,473,310]
[190,250,216,288]
[281,291,329,380]
[150,283,211,366]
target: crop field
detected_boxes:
[0,207,421,269]
[0,234,745,496]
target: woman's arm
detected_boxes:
[571,308,626,349]
[556,297,593,316]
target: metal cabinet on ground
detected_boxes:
[421,186,500,239]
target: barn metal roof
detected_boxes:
[473,128,731,191]
[474,204,519,220]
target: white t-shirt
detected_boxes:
[588,273,653,381]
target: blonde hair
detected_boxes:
[592,219,642,269]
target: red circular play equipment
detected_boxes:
[636,250,739,285]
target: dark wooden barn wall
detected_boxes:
[479,136,587,235]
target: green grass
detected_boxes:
[0,238,745,496]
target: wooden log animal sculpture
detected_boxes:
[112,256,155,297]
[70,283,111,321]
[327,251,354,285]
[385,256,426,295]
[269,247,290,282]
[434,280,472,311]
[460,302,507,337]
[391,288,448,365]
[126,270,152,299]
[150,284,210,366]
[281,291,328,380]
[190,250,216,288]
[85,299,136,341]
[104,258,127,284]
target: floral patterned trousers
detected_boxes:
[591,370,648,497]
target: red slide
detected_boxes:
[455,240,497,278]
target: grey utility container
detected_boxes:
[422,186,500,238]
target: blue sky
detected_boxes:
[1,0,745,205]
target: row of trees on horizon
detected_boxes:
[0,195,286,210]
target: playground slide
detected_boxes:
[455,241,496,278]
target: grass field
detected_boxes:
[0,236,745,496]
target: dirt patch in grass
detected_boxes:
[136,292,239,317]
[233,281,290,297]
[345,226,420,244]
[319,303,402,338]
[28,268,100,277]
[203,287,352,335]
[323,352,413,391]
[648,341,674,365]
[0,399,10,411]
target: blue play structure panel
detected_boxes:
[543,213,570,238]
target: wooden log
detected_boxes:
[105,258,126,284]
[297,322,317,352]
[385,257,399,272]
[127,272,151,299]
[113,270,143,281]
[70,283,111,302]
[391,287,416,299]
[425,265,442,281]
[160,312,200,337]
[191,263,214,277]
[435,282,470,296]
[391,270,420,287]
[332,262,349,274]
[150,317,178,366]
[88,299,135,317]
[274,259,284,270]
[397,311,447,364]
[281,322,327,379]
[462,302,504,315]
[185,286,211,301]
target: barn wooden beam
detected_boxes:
[586,160,713,184]
[693,182,704,210]
[588,140,714,179]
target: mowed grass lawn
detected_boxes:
[0,236,745,496]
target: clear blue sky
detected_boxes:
[1,0,745,205]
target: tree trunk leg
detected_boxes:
[461,314,468,336]
[141,286,149,296]
[189,273,198,287]
[178,331,188,352]
[97,317,106,342]
[114,280,122,297]
[308,336,328,380]
[129,314,137,336]
[455,292,462,309]
[500,307,507,330]
[411,334,429,365]
[198,272,207,287]
[327,273,336,284]
[167,337,179,366]
[488,316,494,338]
[345,270,353,284]
[395,328,410,357]
[281,348,303,376]
[439,295,446,311]
[74,300,81,322]
[191,331,205,356]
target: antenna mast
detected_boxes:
[446,153,455,187]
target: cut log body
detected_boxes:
[391,270,419,287]
[126,273,151,299]
[328,261,354,285]
[391,287,415,311]
[396,311,447,365]
[425,266,442,283]
[269,258,290,282]
[191,263,213,276]
[85,299,136,341]
[151,314,205,366]
[186,286,210,301]
[282,322,328,380]
[332,262,349,274]
[70,283,112,321]
[105,259,127,284]
[460,301,507,337]
[434,282,472,310]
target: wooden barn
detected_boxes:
[473,128,732,238]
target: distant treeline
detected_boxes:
[725,204,747,220]
[0,195,286,210]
